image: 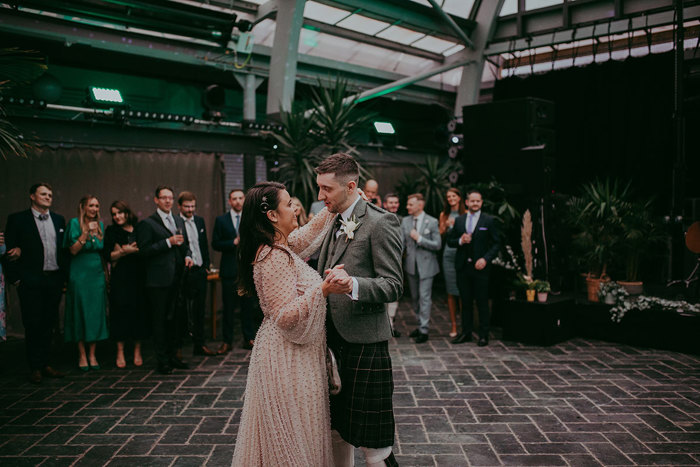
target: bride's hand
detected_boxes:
[322,265,353,295]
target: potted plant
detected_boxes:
[535,280,551,302]
[566,179,630,301]
[617,198,664,295]
[598,280,628,305]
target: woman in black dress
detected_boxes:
[104,201,149,368]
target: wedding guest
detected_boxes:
[291,197,308,227]
[64,195,109,371]
[104,200,148,368]
[4,183,68,383]
[439,188,466,337]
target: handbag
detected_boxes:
[326,347,342,396]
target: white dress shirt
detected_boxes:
[459,210,481,245]
[181,215,203,267]
[31,208,58,271]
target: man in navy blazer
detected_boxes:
[212,189,257,353]
[4,182,68,384]
[177,191,216,357]
[137,185,193,374]
[447,190,500,346]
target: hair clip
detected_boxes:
[260,195,270,213]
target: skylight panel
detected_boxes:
[500,0,518,16]
[442,0,475,18]
[376,25,425,45]
[412,35,459,54]
[335,14,391,35]
[443,44,465,56]
[304,2,351,25]
[525,0,563,11]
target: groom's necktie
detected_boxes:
[328,215,343,265]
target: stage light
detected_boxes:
[374,122,395,135]
[88,87,124,104]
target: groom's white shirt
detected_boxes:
[336,194,361,301]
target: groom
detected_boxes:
[316,153,403,467]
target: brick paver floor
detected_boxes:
[1,295,699,466]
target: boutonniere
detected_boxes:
[339,215,360,242]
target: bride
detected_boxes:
[232,182,350,466]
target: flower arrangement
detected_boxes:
[600,282,700,322]
[534,280,551,293]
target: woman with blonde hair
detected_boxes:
[64,195,108,371]
[439,187,466,337]
[291,196,308,227]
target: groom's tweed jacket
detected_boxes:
[317,198,403,344]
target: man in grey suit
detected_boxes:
[314,153,403,467]
[402,193,441,343]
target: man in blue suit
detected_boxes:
[4,182,68,384]
[212,189,258,353]
[178,191,216,357]
[447,190,500,346]
[402,193,441,343]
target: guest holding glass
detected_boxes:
[439,188,466,338]
[104,200,148,368]
[64,195,108,371]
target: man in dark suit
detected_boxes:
[212,189,258,353]
[137,185,193,374]
[177,191,216,357]
[4,182,68,384]
[447,190,500,346]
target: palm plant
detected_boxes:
[269,105,320,209]
[309,77,374,155]
[415,156,455,217]
[0,48,46,159]
[565,179,631,278]
[467,179,520,231]
[620,198,664,281]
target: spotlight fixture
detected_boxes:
[373,121,395,135]
[242,120,283,132]
[87,86,125,106]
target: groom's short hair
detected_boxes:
[316,153,359,184]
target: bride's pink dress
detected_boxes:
[232,208,335,467]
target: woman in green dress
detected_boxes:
[64,195,108,371]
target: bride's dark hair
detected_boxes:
[237,181,292,297]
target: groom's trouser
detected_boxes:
[406,273,433,334]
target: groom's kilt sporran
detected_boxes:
[328,319,395,448]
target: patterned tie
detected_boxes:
[38,213,49,221]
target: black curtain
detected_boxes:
[494,52,676,207]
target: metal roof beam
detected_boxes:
[312,0,476,41]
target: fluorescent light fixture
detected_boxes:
[89,87,123,104]
[374,121,395,134]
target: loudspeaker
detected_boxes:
[460,97,556,195]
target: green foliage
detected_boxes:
[415,156,456,217]
[270,77,374,208]
[565,179,632,277]
[534,280,551,293]
[0,48,46,159]
[464,179,519,231]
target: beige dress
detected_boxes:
[232,208,335,467]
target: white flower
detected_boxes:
[339,215,360,242]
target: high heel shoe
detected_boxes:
[89,362,100,370]
[78,365,90,372]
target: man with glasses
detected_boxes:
[137,185,193,374]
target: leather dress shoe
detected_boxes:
[193,345,217,356]
[414,333,429,344]
[409,328,421,338]
[42,366,66,378]
[391,329,401,338]
[477,337,489,347]
[29,370,42,384]
[157,364,173,375]
[451,333,472,344]
[169,358,189,370]
[217,343,232,355]
[241,340,254,350]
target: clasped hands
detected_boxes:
[322,264,353,296]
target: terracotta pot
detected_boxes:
[618,281,643,296]
[586,277,609,302]
[526,289,536,302]
[537,292,548,303]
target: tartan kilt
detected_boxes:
[330,340,395,448]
